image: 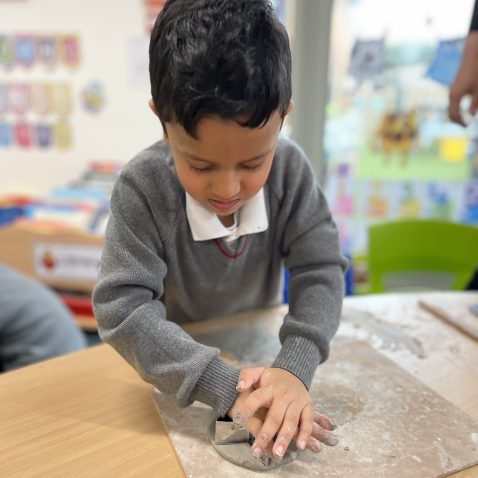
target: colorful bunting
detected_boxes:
[0,123,12,147]
[14,122,33,148]
[0,35,13,69]
[15,35,35,68]
[36,36,57,68]
[0,34,80,69]
[59,35,80,68]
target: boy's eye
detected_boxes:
[240,161,263,172]
[189,164,211,174]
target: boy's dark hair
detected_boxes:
[149,0,292,137]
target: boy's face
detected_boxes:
[158,107,291,226]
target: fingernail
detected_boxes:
[274,445,285,457]
[252,447,262,458]
[324,433,339,447]
[236,380,246,391]
[298,439,307,450]
[309,440,321,453]
[329,420,337,430]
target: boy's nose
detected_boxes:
[212,171,241,200]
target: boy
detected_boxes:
[93,0,346,462]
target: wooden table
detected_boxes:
[0,345,185,478]
[1,292,477,477]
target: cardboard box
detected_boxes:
[0,222,104,294]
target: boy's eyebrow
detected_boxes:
[185,148,274,164]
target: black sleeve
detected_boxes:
[470,0,478,31]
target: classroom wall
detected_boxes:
[0,0,161,195]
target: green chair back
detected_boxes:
[367,219,478,293]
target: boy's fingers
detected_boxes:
[236,367,265,391]
[313,410,336,431]
[244,415,262,438]
[306,437,322,454]
[245,415,274,458]
[272,407,300,459]
[295,404,314,450]
[237,386,273,424]
[251,400,290,458]
[311,421,339,447]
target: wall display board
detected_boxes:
[325,0,478,257]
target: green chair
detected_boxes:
[367,219,478,293]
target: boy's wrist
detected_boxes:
[272,335,323,389]
[189,357,241,416]
[226,388,253,420]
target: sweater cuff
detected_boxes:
[189,357,241,416]
[271,336,323,389]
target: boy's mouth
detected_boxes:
[208,198,241,211]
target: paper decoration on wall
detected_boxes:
[0,35,13,69]
[348,38,385,85]
[59,35,80,68]
[143,0,166,34]
[0,82,72,116]
[0,83,6,114]
[397,183,421,218]
[81,81,105,113]
[438,135,468,163]
[31,83,53,115]
[0,123,12,147]
[53,83,72,115]
[15,35,35,68]
[378,111,417,166]
[425,38,464,87]
[54,121,72,149]
[326,163,355,216]
[35,124,52,148]
[0,122,71,150]
[426,183,453,220]
[364,182,389,218]
[36,36,57,68]
[0,34,81,70]
[8,83,31,115]
[461,181,478,224]
[14,122,32,148]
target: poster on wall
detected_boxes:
[0,81,74,150]
[0,34,80,71]
[0,32,80,151]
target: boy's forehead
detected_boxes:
[169,113,282,159]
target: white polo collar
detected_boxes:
[185,189,268,241]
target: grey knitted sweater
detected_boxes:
[93,136,347,417]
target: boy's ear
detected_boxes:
[148,98,159,116]
[286,100,294,116]
[149,98,169,142]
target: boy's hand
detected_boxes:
[235,367,338,460]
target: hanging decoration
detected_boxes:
[0,33,81,70]
[81,81,105,113]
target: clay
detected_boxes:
[207,415,298,472]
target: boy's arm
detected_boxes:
[233,145,346,458]
[272,148,347,389]
[93,175,240,416]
